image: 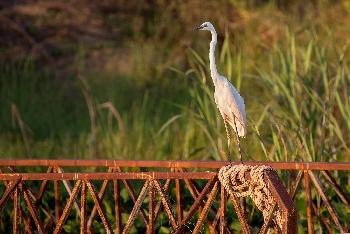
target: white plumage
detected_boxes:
[196,21,246,161]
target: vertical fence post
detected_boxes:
[175,170,183,224]
[114,178,122,234]
[13,187,19,234]
[81,181,87,234]
[220,184,227,234]
[148,182,155,234]
[54,167,61,221]
[303,170,314,234]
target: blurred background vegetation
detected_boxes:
[1,0,350,162]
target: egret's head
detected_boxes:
[195,22,215,32]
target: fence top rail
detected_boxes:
[0,159,349,170]
[0,171,217,180]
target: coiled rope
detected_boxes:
[218,164,283,229]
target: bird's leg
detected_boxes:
[223,118,232,163]
[233,116,243,163]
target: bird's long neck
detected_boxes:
[209,29,219,86]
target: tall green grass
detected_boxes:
[256,32,350,162]
[1,8,350,234]
[1,29,349,162]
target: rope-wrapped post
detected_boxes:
[219,165,297,234]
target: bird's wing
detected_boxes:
[224,80,247,129]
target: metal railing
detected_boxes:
[0,160,349,233]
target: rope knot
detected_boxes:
[218,164,283,229]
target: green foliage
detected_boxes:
[1,1,350,162]
[1,27,350,162]
[1,1,350,230]
[257,32,350,162]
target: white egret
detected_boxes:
[195,21,247,162]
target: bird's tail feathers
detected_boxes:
[228,120,246,137]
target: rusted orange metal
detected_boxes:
[0,159,350,170]
[263,170,297,233]
[114,179,122,233]
[0,160,349,233]
[0,171,216,180]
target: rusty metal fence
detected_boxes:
[0,160,349,233]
